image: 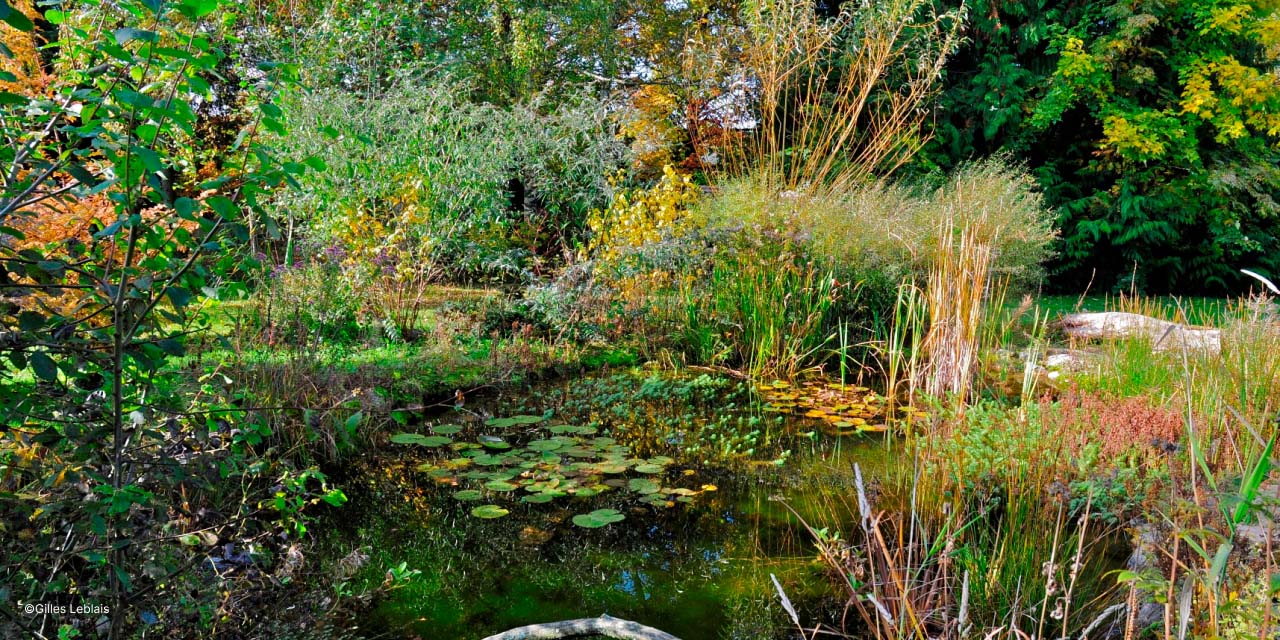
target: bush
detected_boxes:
[254,259,365,345]
[273,78,630,283]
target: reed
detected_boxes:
[923,223,995,404]
[687,247,839,380]
[724,0,963,193]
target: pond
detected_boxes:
[323,369,918,639]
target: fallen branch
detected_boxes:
[1058,312,1221,353]
[480,615,682,640]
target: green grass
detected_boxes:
[1030,294,1232,326]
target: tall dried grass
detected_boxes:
[726,0,964,193]
[923,224,994,402]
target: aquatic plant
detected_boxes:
[392,414,717,522]
[757,379,927,436]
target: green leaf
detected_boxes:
[65,162,102,187]
[321,488,347,506]
[628,478,661,494]
[344,411,363,433]
[470,504,509,519]
[572,508,625,528]
[483,480,518,492]
[174,197,196,219]
[30,352,57,382]
[2,3,33,31]
[165,286,191,308]
[453,490,483,501]
[205,196,239,220]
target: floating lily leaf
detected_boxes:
[453,489,483,501]
[485,415,546,429]
[479,436,511,450]
[433,425,463,435]
[521,494,556,504]
[484,480,518,492]
[526,439,563,451]
[471,505,510,519]
[633,464,663,474]
[628,478,661,494]
[572,508,625,528]
[389,433,452,447]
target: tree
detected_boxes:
[1,1,341,636]
[924,0,1280,292]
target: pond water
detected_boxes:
[327,369,913,639]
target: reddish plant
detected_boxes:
[1042,389,1184,461]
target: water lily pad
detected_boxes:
[433,424,463,435]
[484,480,518,492]
[628,478,661,494]
[453,489,483,501]
[485,415,545,429]
[471,505,509,519]
[389,432,426,445]
[572,508,625,528]
[633,464,663,474]
[526,439,563,451]
[479,437,511,450]
[521,493,556,504]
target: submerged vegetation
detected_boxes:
[2,0,1278,638]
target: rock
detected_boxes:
[1059,312,1221,353]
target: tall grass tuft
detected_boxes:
[682,245,839,380]
[726,0,964,192]
[923,224,995,403]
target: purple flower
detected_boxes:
[323,244,347,262]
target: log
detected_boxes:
[481,615,681,640]
[1058,312,1221,353]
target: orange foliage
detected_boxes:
[9,194,114,250]
[1,0,53,97]
[8,193,204,321]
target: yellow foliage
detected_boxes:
[620,86,686,173]
[1100,111,1185,161]
[1058,37,1101,79]
[0,0,52,97]
[1180,57,1280,140]
[329,174,437,281]
[1206,4,1251,35]
[584,165,700,262]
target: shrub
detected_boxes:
[273,79,629,282]
[254,259,365,345]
